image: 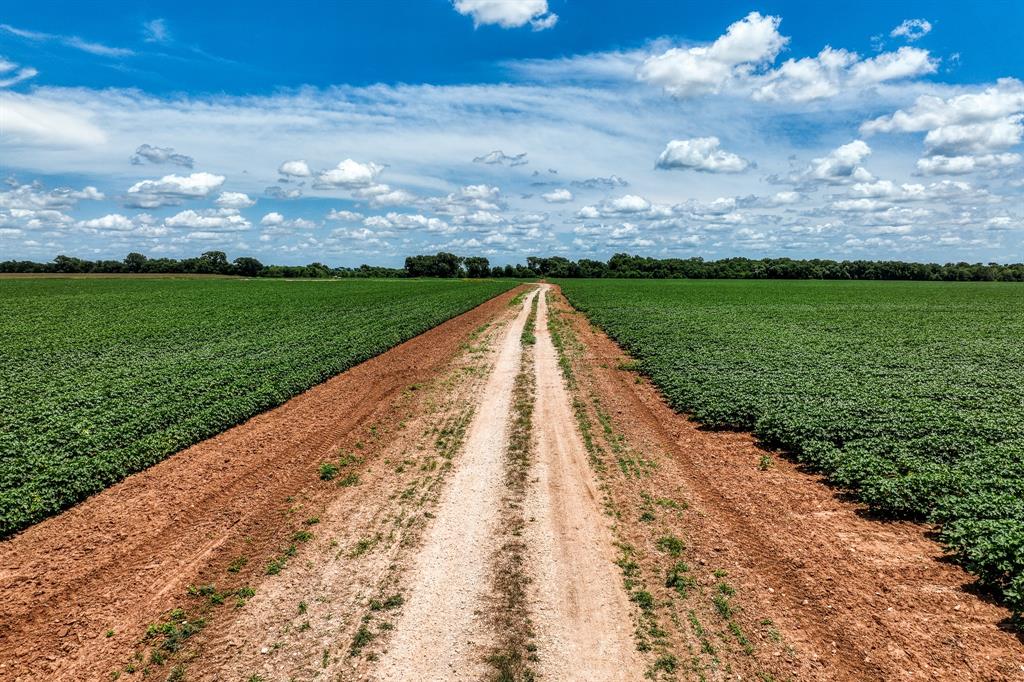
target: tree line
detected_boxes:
[3,250,1024,282]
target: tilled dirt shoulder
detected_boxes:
[0,285,526,681]
[546,286,1024,682]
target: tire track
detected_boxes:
[373,289,539,680]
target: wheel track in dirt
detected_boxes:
[372,289,539,680]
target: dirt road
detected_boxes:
[373,288,537,680]
[524,287,643,680]
[3,283,1024,681]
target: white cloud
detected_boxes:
[365,212,451,233]
[849,47,937,86]
[354,183,417,207]
[278,160,312,177]
[863,79,1024,174]
[656,137,751,173]
[541,188,574,203]
[752,47,857,102]
[142,19,170,44]
[452,0,558,31]
[802,140,874,184]
[923,116,1023,156]
[0,91,106,145]
[578,194,653,219]
[641,13,936,104]
[638,12,787,97]
[890,19,932,42]
[0,56,37,88]
[165,208,250,231]
[473,150,528,166]
[0,182,104,210]
[327,209,364,222]
[0,24,133,58]
[131,143,194,168]
[215,191,256,209]
[916,153,1021,175]
[261,212,284,226]
[571,175,629,190]
[863,80,1024,134]
[460,184,501,201]
[126,172,225,207]
[76,213,135,231]
[315,159,384,188]
[260,212,318,231]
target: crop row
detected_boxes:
[558,278,1024,613]
[0,277,514,536]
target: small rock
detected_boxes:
[260,646,269,655]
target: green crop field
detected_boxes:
[0,277,515,536]
[558,279,1024,611]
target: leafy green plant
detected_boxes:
[0,278,516,536]
[558,278,1024,614]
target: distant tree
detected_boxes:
[464,256,490,278]
[53,255,88,273]
[198,250,230,274]
[123,252,148,273]
[405,252,464,277]
[232,257,264,277]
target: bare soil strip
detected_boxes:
[524,286,646,680]
[0,286,525,681]
[546,285,1024,682]
[372,289,539,680]
[190,306,517,680]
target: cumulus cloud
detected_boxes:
[76,213,136,231]
[314,159,384,188]
[863,79,1024,174]
[891,19,932,42]
[849,47,937,86]
[278,159,312,177]
[916,153,1021,175]
[656,137,751,173]
[641,13,937,103]
[801,140,874,184]
[130,143,194,168]
[452,0,558,31]
[541,188,574,203]
[265,186,303,200]
[0,181,104,210]
[638,12,787,97]
[165,208,250,231]
[571,175,629,189]
[326,209,364,222]
[578,194,654,219]
[126,172,225,208]
[214,191,255,209]
[364,211,452,233]
[354,183,417,207]
[473,150,528,166]
[259,211,317,231]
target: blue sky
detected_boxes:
[2,1,1023,265]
